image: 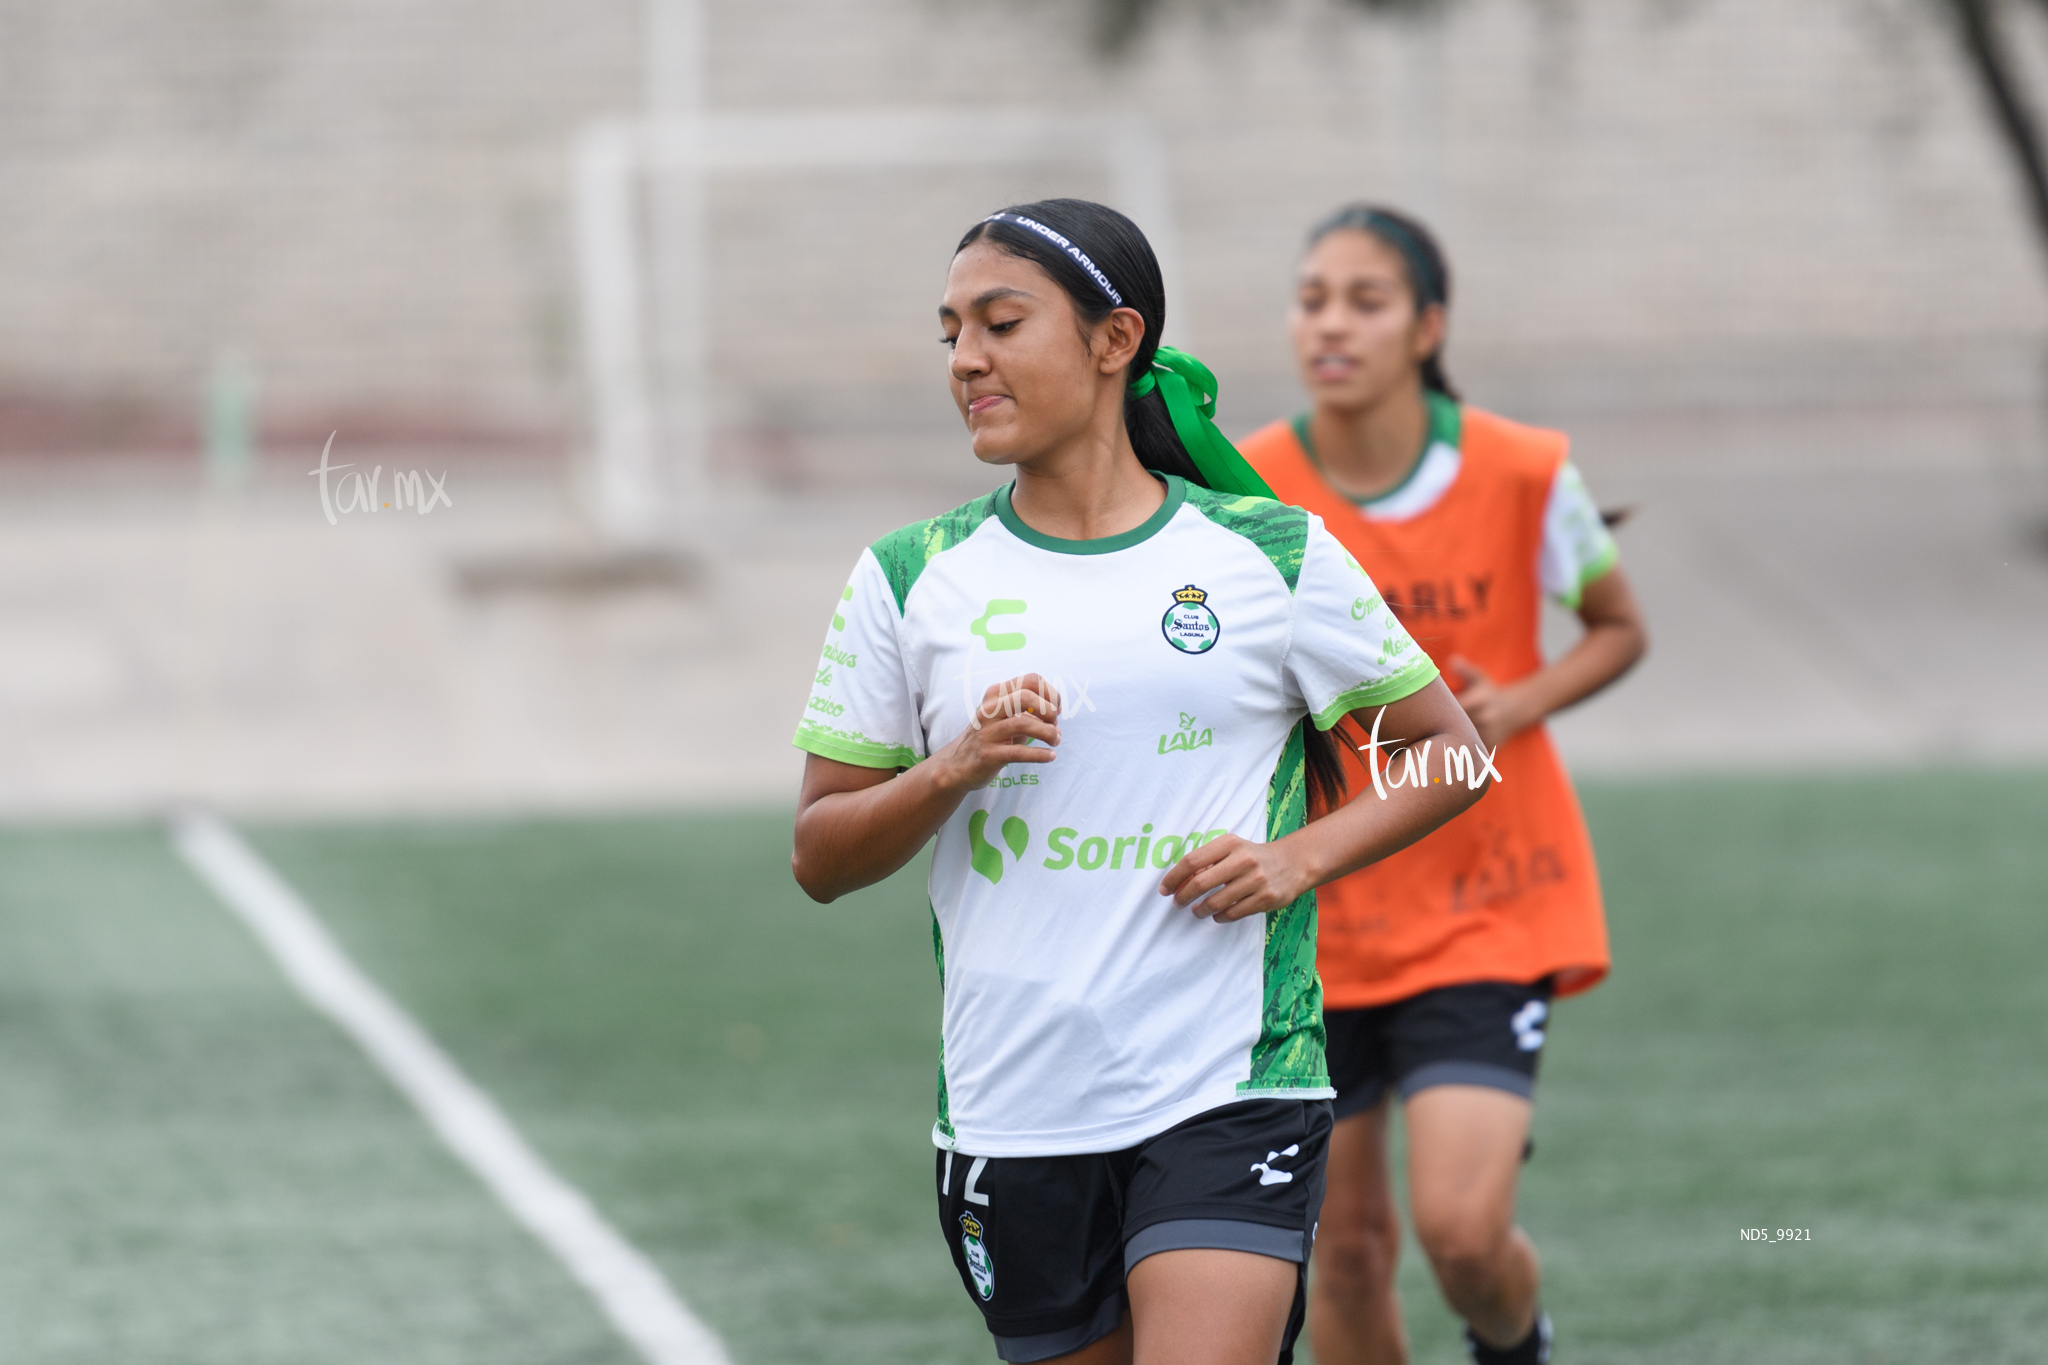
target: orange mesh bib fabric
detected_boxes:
[1241,408,1611,1007]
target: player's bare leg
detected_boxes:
[1125,1247,1297,1365]
[1038,1248,1295,1365]
[1309,1098,1409,1365]
[1404,1085,1540,1350]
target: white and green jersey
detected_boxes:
[794,475,1437,1157]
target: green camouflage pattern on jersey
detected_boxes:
[931,906,955,1142]
[1181,484,1308,592]
[1239,722,1330,1095]
[872,492,1003,614]
[1184,485,1326,1092]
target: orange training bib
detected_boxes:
[1241,407,1611,1007]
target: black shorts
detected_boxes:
[936,1098,1332,1364]
[1324,977,1555,1121]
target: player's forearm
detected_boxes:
[793,762,966,902]
[1287,731,1489,889]
[1517,617,1645,723]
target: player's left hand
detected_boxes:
[1157,834,1311,923]
[1449,655,1537,749]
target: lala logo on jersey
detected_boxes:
[1157,712,1214,755]
[959,1212,995,1300]
[1161,584,1221,654]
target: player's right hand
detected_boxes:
[931,674,1061,792]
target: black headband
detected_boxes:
[982,212,1124,307]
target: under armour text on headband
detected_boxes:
[983,212,1124,307]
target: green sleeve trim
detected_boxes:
[1554,540,1620,610]
[1310,655,1441,730]
[791,722,918,769]
[1181,483,1308,591]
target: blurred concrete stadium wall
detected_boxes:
[6,0,2048,816]
[2,0,2045,474]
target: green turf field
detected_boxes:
[0,826,633,1365]
[2,769,2044,1363]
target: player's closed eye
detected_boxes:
[940,319,1020,347]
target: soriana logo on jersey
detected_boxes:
[967,811,1232,884]
[1044,822,1231,872]
[1161,584,1221,653]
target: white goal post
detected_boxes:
[572,109,1185,545]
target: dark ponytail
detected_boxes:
[957,198,1350,814]
[1306,203,1458,401]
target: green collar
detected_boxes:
[1292,390,1461,508]
[995,474,1186,555]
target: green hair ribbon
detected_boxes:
[1128,346,1277,500]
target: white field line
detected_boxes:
[170,810,733,1365]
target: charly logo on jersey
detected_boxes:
[969,599,1027,652]
[1160,584,1221,654]
[1157,711,1214,755]
[967,810,1030,884]
[1511,999,1549,1052]
[958,1213,995,1300]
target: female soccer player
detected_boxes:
[791,199,1492,1365]
[1238,206,1649,1365]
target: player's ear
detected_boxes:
[1412,301,1447,366]
[1097,306,1146,376]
